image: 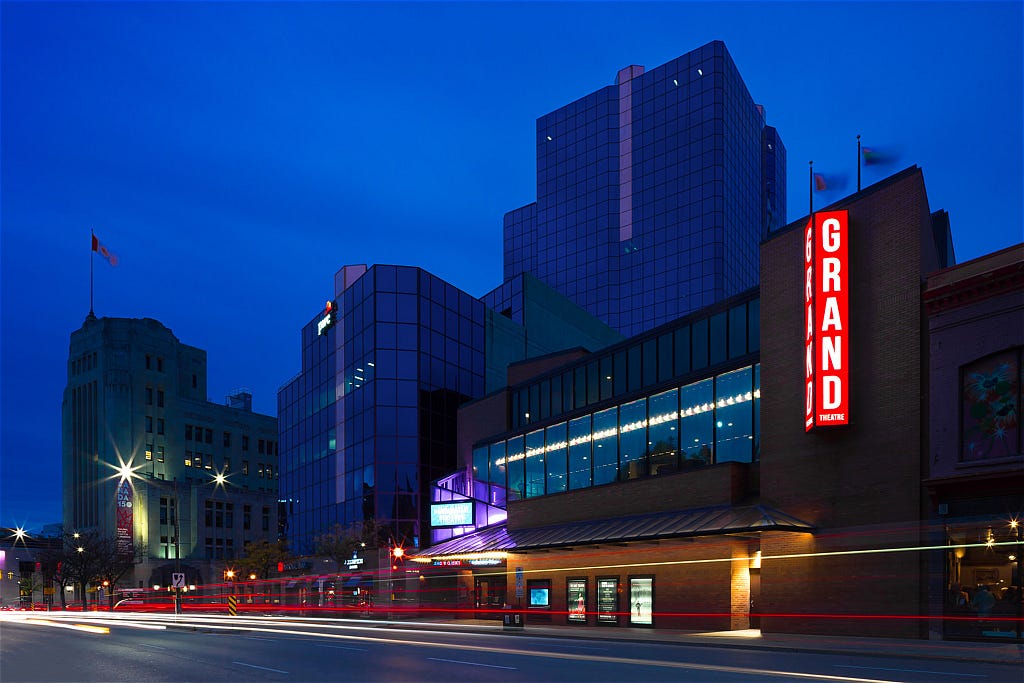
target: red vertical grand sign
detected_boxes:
[805,210,849,431]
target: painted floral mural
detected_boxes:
[961,350,1021,461]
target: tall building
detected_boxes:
[503,40,786,336]
[278,265,623,554]
[278,266,486,553]
[62,315,279,587]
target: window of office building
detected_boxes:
[224,431,231,448]
[489,441,506,491]
[714,366,754,463]
[506,436,525,499]
[568,415,592,490]
[680,378,713,466]
[157,445,165,463]
[618,399,647,480]
[546,422,568,494]
[157,418,164,435]
[648,388,679,475]
[157,389,164,407]
[592,407,618,486]
[524,429,545,498]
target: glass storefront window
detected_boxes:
[715,367,753,463]
[648,389,679,475]
[546,422,568,494]
[680,378,713,467]
[524,429,546,498]
[568,415,592,490]
[619,398,647,481]
[592,407,618,485]
[943,517,1023,641]
[506,436,525,499]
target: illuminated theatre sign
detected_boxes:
[317,300,337,336]
[430,501,474,528]
[805,210,849,431]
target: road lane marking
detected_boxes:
[81,618,898,683]
[314,644,368,652]
[138,643,167,650]
[242,636,278,641]
[427,657,517,670]
[835,665,985,678]
[232,661,289,674]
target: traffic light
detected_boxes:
[35,562,41,573]
[277,561,284,573]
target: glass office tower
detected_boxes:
[504,40,786,337]
[278,265,485,553]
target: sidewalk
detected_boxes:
[391,618,1024,667]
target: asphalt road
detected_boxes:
[0,614,1019,682]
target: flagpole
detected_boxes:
[809,160,813,215]
[90,228,95,317]
[856,135,862,192]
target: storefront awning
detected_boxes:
[417,504,814,558]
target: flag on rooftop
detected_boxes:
[92,234,119,266]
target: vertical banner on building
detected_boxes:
[116,480,134,556]
[805,210,849,431]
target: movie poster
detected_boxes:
[597,577,618,624]
[630,577,653,625]
[567,578,587,623]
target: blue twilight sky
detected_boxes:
[1,1,1021,531]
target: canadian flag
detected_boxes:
[92,234,119,266]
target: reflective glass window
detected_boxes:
[472,446,489,484]
[586,362,600,405]
[753,364,761,462]
[729,304,747,359]
[562,371,574,413]
[748,299,760,352]
[648,389,679,475]
[506,436,525,499]
[692,319,709,370]
[489,441,507,490]
[600,356,614,401]
[680,378,713,467]
[545,422,568,494]
[674,326,691,376]
[618,399,647,480]
[568,415,592,490]
[574,366,587,409]
[642,340,658,387]
[658,334,674,382]
[715,367,753,462]
[710,312,727,366]
[613,351,627,395]
[592,407,618,485]
[627,345,642,392]
[525,429,546,498]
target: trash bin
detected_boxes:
[502,609,524,631]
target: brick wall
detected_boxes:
[758,168,939,637]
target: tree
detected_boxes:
[17,575,45,607]
[237,539,291,580]
[314,519,391,569]
[48,529,143,609]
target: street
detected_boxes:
[1,613,1019,682]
